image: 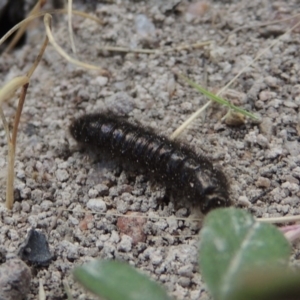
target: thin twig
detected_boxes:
[0,107,11,146]
[171,19,300,139]
[257,215,300,224]
[0,9,104,47]
[39,279,46,300]
[11,83,28,148]
[2,32,48,209]
[60,208,202,222]
[220,13,300,45]
[99,41,212,55]
[26,36,49,78]
[99,46,157,54]
[170,101,211,139]
[68,0,77,54]
[44,14,109,75]
[164,40,212,52]
[5,83,28,209]
[5,0,47,52]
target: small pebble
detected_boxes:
[178,264,194,277]
[237,196,251,207]
[266,147,283,159]
[117,235,132,252]
[92,76,108,87]
[256,134,269,148]
[87,198,107,212]
[259,90,276,101]
[79,214,94,231]
[0,259,31,300]
[135,14,156,37]
[259,117,274,139]
[255,177,271,189]
[282,182,299,194]
[55,169,69,182]
[150,250,163,265]
[285,141,300,156]
[283,100,298,108]
[264,76,278,87]
[117,212,146,245]
[58,241,79,260]
[94,184,109,196]
[21,201,31,213]
[186,1,209,17]
[105,92,135,116]
[244,131,257,145]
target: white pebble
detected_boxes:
[87,198,107,212]
[55,169,69,182]
[266,147,283,159]
[117,235,132,252]
[88,188,98,198]
[256,177,271,188]
[69,216,79,225]
[40,200,53,211]
[150,250,163,265]
[135,14,156,37]
[257,134,269,148]
[237,196,251,207]
[93,76,108,87]
[8,229,19,241]
[282,182,299,193]
[21,201,31,213]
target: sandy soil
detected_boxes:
[0,0,300,299]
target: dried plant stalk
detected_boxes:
[44,13,109,75]
[0,32,48,208]
[5,0,47,52]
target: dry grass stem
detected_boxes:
[5,0,46,52]
[4,83,29,210]
[170,101,211,139]
[258,215,300,224]
[0,77,29,104]
[68,0,77,54]
[221,13,300,45]
[100,41,212,55]
[171,19,300,139]
[1,29,48,209]
[164,40,212,52]
[0,7,107,209]
[0,9,104,47]
[100,46,157,54]
[26,36,49,78]
[39,279,46,300]
[44,14,108,75]
[4,33,48,209]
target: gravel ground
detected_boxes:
[0,0,300,299]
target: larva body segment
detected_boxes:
[70,113,231,213]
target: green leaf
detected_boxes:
[199,208,291,300]
[73,260,173,300]
[177,73,259,120]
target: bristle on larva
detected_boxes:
[69,113,231,213]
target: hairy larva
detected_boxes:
[70,113,231,213]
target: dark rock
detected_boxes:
[18,229,53,267]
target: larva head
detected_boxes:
[69,114,101,145]
[200,191,231,214]
[193,168,231,214]
[70,117,87,143]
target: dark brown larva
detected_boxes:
[70,113,231,213]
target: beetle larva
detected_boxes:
[69,113,231,213]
